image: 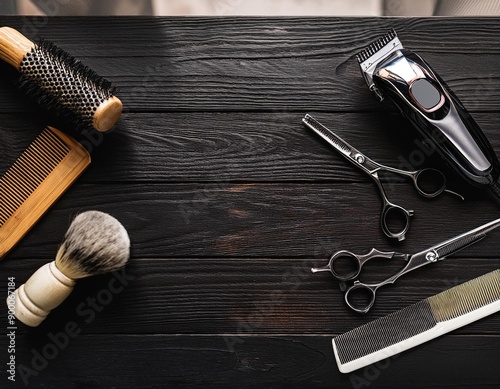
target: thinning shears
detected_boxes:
[302,114,462,241]
[311,218,500,313]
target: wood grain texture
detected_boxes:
[2,112,500,184]
[0,17,499,113]
[1,258,498,336]
[0,16,499,388]
[1,182,499,259]
[8,335,500,388]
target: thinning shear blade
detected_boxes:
[430,218,500,260]
[303,114,355,158]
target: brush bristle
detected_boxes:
[16,40,116,133]
[55,211,130,279]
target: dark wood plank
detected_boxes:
[1,182,499,260]
[5,17,500,56]
[8,335,500,388]
[0,17,500,113]
[2,258,498,335]
[1,112,500,184]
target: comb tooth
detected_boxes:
[23,135,61,175]
[37,127,69,158]
[333,270,500,372]
[428,270,500,321]
[14,150,51,183]
[1,169,37,205]
[2,137,57,195]
[0,128,71,227]
[334,300,436,364]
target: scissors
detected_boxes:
[302,114,462,241]
[311,218,500,313]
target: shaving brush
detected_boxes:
[0,26,122,132]
[9,211,130,327]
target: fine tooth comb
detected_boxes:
[332,270,500,373]
[0,127,90,259]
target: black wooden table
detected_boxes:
[1,16,499,389]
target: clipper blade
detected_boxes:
[356,28,398,63]
[357,28,403,101]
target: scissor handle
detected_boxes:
[412,168,447,198]
[344,282,377,314]
[328,250,362,281]
[381,203,413,241]
[325,248,400,282]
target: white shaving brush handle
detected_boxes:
[10,262,75,327]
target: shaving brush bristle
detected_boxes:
[55,211,130,279]
[8,210,130,327]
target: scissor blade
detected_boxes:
[302,114,355,158]
[435,233,486,258]
[431,218,500,259]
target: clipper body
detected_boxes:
[358,30,500,197]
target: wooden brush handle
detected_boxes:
[94,96,123,132]
[0,26,34,68]
[9,261,75,327]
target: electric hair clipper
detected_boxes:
[357,29,500,199]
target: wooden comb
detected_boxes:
[0,127,90,259]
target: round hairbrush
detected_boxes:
[0,27,122,132]
[8,211,130,327]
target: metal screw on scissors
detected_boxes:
[311,218,500,314]
[302,114,463,241]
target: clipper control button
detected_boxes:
[410,79,442,110]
